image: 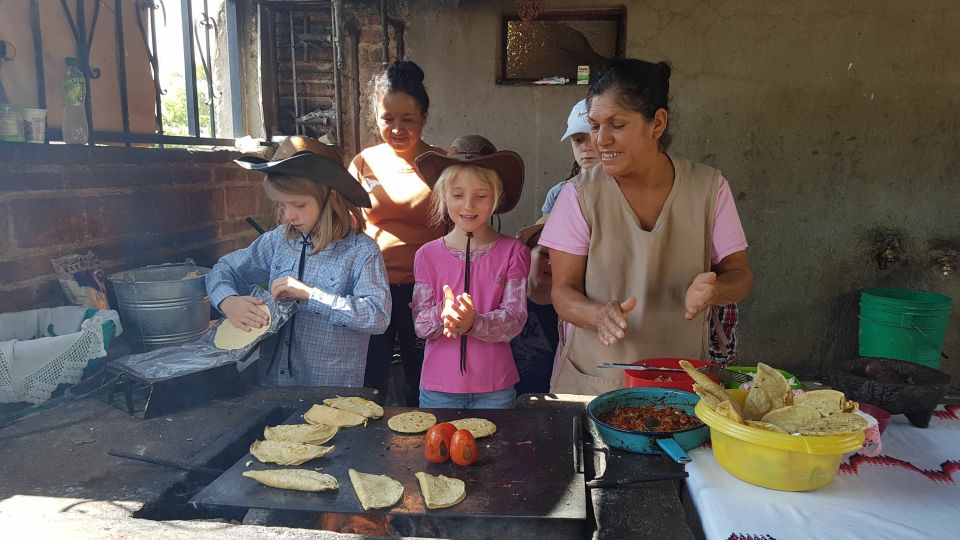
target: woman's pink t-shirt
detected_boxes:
[539,176,748,262]
[413,236,530,393]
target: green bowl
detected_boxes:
[723,366,804,390]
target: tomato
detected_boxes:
[424,426,452,464]
[430,422,457,442]
[450,429,478,466]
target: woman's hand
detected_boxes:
[440,285,476,338]
[271,276,313,301]
[685,272,717,320]
[219,296,269,331]
[593,297,637,346]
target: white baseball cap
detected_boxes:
[560,98,591,141]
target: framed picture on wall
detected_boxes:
[497,8,626,85]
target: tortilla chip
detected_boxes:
[264,423,338,445]
[387,411,437,434]
[760,405,823,434]
[415,472,466,509]
[249,439,334,465]
[242,469,339,492]
[348,468,404,510]
[304,404,367,427]
[323,396,384,419]
[715,400,743,423]
[798,413,868,436]
[745,420,788,434]
[680,360,742,417]
[449,418,497,438]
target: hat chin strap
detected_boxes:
[460,231,473,375]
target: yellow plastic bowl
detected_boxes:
[695,389,864,491]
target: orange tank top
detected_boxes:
[349,144,445,284]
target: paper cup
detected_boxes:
[22,108,47,144]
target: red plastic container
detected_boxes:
[622,358,719,392]
[858,403,891,435]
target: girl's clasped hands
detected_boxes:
[440,284,476,338]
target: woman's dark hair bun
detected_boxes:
[657,61,672,80]
[388,60,425,85]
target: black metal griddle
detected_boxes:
[192,406,587,520]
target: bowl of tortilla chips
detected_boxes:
[681,361,866,492]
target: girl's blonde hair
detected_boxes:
[264,173,366,254]
[428,164,503,228]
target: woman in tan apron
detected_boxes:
[539,59,754,396]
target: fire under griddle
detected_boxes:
[192,406,587,520]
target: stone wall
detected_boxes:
[0,142,273,312]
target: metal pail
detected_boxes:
[109,260,211,351]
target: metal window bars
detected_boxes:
[31,0,242,147]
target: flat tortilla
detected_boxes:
[742,363,792,420]
[760,405,822,434]
[746,420,788,434]
[715,400,743,423]
[387,411,437,434]
[680,360,742,417]
[798,413,868,436]
[794,389,845,417]
[415,472,466,509]
[264,423,338,445]
[214,304,271,350]
[304,404,367,427]
[348,468,404,510]
[249,439,334,465]
[242,469,339,492]
[449,418,497,438]
[323,396,384,419]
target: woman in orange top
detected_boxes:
[349,60,445,406]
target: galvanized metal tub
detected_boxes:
[109,261,211,351]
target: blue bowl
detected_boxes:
[587,387,709,463]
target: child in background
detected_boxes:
[411,135,530,409]
[207,136,391,387]
[510,218,558,395]
[541,98,599,216]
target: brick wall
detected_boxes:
[0,142,275,313]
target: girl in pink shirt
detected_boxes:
[412,135,530,409]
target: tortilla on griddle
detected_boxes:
[242,469,339,492]
[449,418,497,438]
[760,405,822,434]
[797,413,868,436]
[249,439,334,465]
[214,304,271,350]
[304,404,367,427]
[387,411,437,434]
[264,423,338,445]
[415,472,466,509]
[323,396,384,419]
[348,468,404,510]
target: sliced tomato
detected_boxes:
[424,427,451,464]
[450,428,478,466]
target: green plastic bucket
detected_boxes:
[859,288,952,369]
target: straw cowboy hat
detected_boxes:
[415,135,525,214]
[517,216,547,248]
[234,136,371,208]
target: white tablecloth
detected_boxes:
[686,406,960,540]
